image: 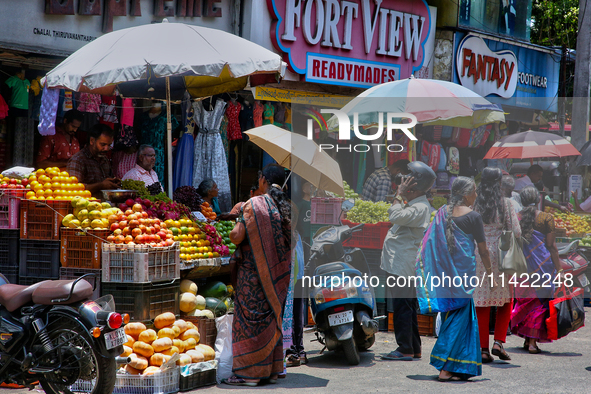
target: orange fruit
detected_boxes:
[70,177,79,184]
[29,175,37,183]
[43,189,53,198]
[25,191,35,199]
[33,184,43,192]
[35,190,44,198]
[43,182,52,190]
[36,169,45,176]
[51,182,60,190]
[60,171,70,178]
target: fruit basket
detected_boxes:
[60,228,110,269]
[111,366,179,394]
[341,220,392,250]
[20,200,71,240]
[311,197,344,225]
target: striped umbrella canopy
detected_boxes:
[326,77,505,131]
[483,130,580,159]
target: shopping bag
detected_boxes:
[215,313,234,384]
[545,285,585,340]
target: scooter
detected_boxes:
[557,240,590,294]
[306,200,381,365]
[0,273,130,393]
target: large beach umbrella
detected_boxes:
[245,125,344,196]
[483,130,580,159]
[41,20,286,195]
[327,77,504,131]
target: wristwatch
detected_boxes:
[394,195,404,204]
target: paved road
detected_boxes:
[8,309,591,393]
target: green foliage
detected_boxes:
[531,0,579,48]
[346,199,390,224]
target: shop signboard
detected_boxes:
[267,0,435,88]
[0,0,230,56]
[453,33,560,112]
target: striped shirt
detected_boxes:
[122,164,160,187]
[362,167,393,202]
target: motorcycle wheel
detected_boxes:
[342,337,360,365]
[38,317,116,394]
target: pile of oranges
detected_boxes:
[25,167,92,201]
[200,201,217,221]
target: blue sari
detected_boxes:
[416,206,482,378]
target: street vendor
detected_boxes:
[571,190,591,212]
[514,165,571,212]
[362,159,410,202]
[197,179,222,215]
[67,124,120,198]
[122,144,163,195]
[36,109,83,170]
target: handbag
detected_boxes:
[498,199,528,276]
[546,285,585,340]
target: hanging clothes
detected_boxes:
[4,76,30,110]
[192,99,232,212]
[274,103,285,127]
[78,93,101,113]
[0,94,8,120]
[262,102,274,125]
[225,99,242,140]
[284,105,292,130]
[30,77,42,121]
[173,103,195,191]
[62,91,74,112]
[253,101,263,127]
[38,87,60,136]
[239,101,254,132]
[120,98,134,127]
[99,95,118,128]
[141,110,179,183]
[220,115,230,168]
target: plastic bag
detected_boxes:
[546,286,585,340]
[435,313,441,337]
[1,166,35,179]
[215,314,233,384]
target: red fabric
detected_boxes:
[456,128,472,148]
[225,100,242,140]
[253,102,263,128]
[476,300,513,348]
[0,94,9,119]
[546,286,585,340]
[37,127,80,164]
[484,144,581,159]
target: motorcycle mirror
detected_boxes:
[341,198,355,212]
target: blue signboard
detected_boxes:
[453,32,560,112]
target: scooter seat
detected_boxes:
[32,279,93,305]
[315,262,357,276]
[0,281,50,312]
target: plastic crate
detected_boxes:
[0,189,24,229]
[20,200,71,240]
[19,276,56,286]
[111,366,179,394]
[60,228,110,269]
[19,240,60,279]
[59,267,101,301]
[102,244,180,283]
[342,220,392,250]
[0,229,19,283]
[311,197,344,225]
[182,316,217,349]
[179,368,216,392]
[418,313,437,337]
[101,279,180,322]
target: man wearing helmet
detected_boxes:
[381,161,436,361]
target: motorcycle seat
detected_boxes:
[32,279,93,305]
[0,281,50,312]
[315,262,357,276]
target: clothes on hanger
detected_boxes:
[253,101,263,127]
[4,75,30,110]
[77,93,101,113]
[99,95,118,128]
[239,100,254,132]
[173,103,195,191]
[141,109,178,182]
[225,99,242,140]
[38,86,60,136]
[262,102,274,125]
[192,99,232,212]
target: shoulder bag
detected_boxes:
[498,199,528,276]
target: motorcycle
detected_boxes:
[306,199,382,365]
[557,240,591,294]
[0,273,130,394]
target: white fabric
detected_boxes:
[580,196,591,212]
[192,100,231,212]
[122,164,160,186]
[514,175,533,191]
[42,21,285,91]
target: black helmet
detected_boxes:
[406,161,436,192]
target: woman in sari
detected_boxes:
[473,167,521,362]
[511,186,563,354]
[223,164,292,386]
[416,177,494,381]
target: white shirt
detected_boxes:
[514,175,534,191]
[122,164,160,186]
[580,196,591,212]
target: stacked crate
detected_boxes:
[18,200,71,285]
[309,197,344,239]
[101,243,181,322]
[0,188,24,284]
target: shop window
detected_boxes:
[459,0,532,41]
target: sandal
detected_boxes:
[438,373,461,382]
[481,349,494,363]
[528,345,541,354]
[381,351,413,361]
[286,354,301,367]
[491,340,511,361]
[222,376,259,386]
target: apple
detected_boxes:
[129,220,140,229]
[113,229,123,236]
[131,228,142,237]
[21,179,28,187]
[124,235,133,244]
[110,223,120,232]
[107,235,116,243]
[132,204,143,213]
[126,199,135,207]
[118,203,128,211]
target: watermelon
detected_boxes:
[205,297,227,317]
[199,281,228,298]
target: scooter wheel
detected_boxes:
[342,337,360,365]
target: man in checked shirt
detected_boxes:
[361,159,410,202]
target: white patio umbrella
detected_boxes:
[42,19,286,196]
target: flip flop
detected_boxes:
[222,376,259,386]
[438,375,462,382]
[381,351,413,361]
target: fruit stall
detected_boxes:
[0,167,239,392]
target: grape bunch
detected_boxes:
[346,199,390,224]
[431,196,447,210]
[343,181,359,199]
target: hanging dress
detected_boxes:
[253,101,263,127]
[173,104,196,191]
[192,100,232,212]
[262,103,274,125]
[141,111,179,183]
[225,100,242,140]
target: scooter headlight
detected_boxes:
[314,292,325,304]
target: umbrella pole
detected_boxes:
[166,76,173,197]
